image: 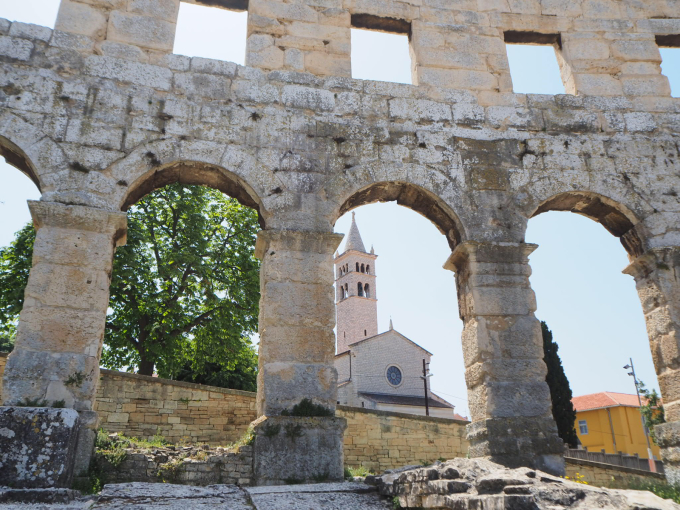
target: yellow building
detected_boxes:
[572,392,661,460]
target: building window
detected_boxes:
[364,329,367,336]
[358,282,364,296]
[361,263,365,273]
[356,262,360,272]
[386,365,402,386]
[578,420,588,435]
[364,283,370,298]
[366,264,370,274]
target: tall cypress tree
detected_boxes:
[541,321,579,448]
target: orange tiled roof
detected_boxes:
[572,392,646,412]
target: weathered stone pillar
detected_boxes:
[444,241,565,476]
[1,201,126,484]
[251,229,346,485]
[623,247,680,484]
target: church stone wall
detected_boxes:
[350,330,432,398]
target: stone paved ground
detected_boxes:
[0,482,391,509]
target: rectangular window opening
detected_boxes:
[350,14,412,85]
[578,420,588,435]
[174,2,247,65]
[656,35,680,98]
[504,31,567,95]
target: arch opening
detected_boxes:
[526,195,659,456]
[121,161,265,228]
[531,192,642,257]
[336,181,464,251]
[0,136,41,192]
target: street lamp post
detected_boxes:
[624,358,657,473]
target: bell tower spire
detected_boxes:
[334,214,378,354]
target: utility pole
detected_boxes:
[421,359,432,417]
[624,358,657,473]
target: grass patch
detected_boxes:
[610,479,680,503]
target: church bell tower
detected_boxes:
[335,213,378,354]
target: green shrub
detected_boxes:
[280,398,333,417]
[612,479,680,504]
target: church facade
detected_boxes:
[334,214,462,420]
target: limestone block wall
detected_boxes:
[564,457,665,487]
[93,369,258,445]
[340,406,469,472]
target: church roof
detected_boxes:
[343,212,366,253]
[360,392,454,409]
[347,328,433,356]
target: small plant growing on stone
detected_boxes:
[64,371,86,387]
[16,397,47,407]
[283,476,304,485]
[284,423,303,442]
[262,422,281,438]
[179,397,190,405]
[228,426,255,449]
[392,496,402,509]
[312,471,330,483]
[158,456,186,483]
[280,398,333,417]
[346,465,373,478]
[52,399,66,408]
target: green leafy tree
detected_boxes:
[105,184,260,378]
[638,380,665,445]
[0,184,261,387]
[541,321,579,447]
[0,223,35,353]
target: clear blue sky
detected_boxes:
[2,1,679,418]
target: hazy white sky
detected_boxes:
[2,0,679,418]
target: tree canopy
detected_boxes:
[0,184,261,390]
[541,321,579,448]
[0,223,34,353]
[638,380,665,445]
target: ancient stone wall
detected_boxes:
[0,362,469,469]
[94,369,257,445]
[1,0,680,482]
[564,457,665,487]
[341,406,469,473]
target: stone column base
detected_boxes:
[467,417,565,476]
[0,407,82,488]
[251,416,347,486]
[654,421,680,484]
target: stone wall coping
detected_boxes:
[337,404,470,426]
[564,456,665,479]
[99,369,258,398]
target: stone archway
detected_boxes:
[529,190,680,482]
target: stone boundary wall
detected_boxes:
[338,406,469,473]
[565,457,665,486]
[103,444,253,486]
[0,359,672,482]
[93,369,257,445]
